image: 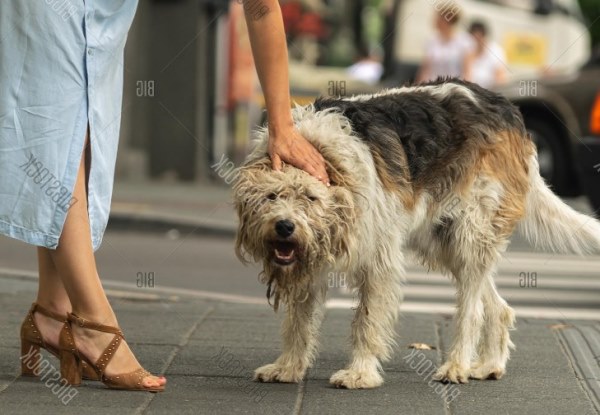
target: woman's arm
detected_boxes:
[416,59,431,83]
[462,52,474,82]
[494,49,508,86]
[244,0,329,185]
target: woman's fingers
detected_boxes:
[292,147,329,185]
[308,151,330,185]
[270,152,283,171]
[268,129,330,185]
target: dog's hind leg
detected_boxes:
[329,258,403,389]
[254,280,327,383]
[433,259,493,384]
[432,169,521,383]
[471,275,515,380]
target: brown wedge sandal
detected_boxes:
[59,312,165,392]
[20,303,99,381]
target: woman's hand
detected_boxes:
[268,125,330,186]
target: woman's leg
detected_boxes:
[37,247,71,313]
[48,142,114,321]
[46,135,165,388]
[33,247,72,348]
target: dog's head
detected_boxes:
[233,156,356,306]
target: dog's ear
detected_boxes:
[232,157,271,263]
[324,158,358,188]
[233,198,251,264]
[329,184,357,261]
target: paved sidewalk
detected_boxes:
[0,273,598,415]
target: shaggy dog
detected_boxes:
[232,78,600,388]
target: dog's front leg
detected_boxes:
[330,263,403,389]
[254,282,326,383]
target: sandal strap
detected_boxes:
[67,313,124,336]
[25,303,65,350]
[24,304,46,349]
[65,313,125,379]
[30,302,65,323]
[95,334,123,377]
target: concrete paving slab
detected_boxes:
[0,272,598,415]
[144,376,296,415]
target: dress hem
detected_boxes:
[0,217,102,251]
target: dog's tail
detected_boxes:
[518,154,600,255]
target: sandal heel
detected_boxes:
[19,302,100,381]
[20,340,40,377]
[60,349,82,386]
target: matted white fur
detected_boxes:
[346,83,479,104]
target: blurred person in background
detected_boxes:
[346,44,384,85]
[281,0,328,65]
[464,21,507,89]
[416,5,474,83]
[0,0,327,393]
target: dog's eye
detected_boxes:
[266,193,278,201]
[307,195,318,202]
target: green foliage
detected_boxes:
[579,0,600,47]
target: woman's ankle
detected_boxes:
[70,307,118,327]
[34,298,70,316]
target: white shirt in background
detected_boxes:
[425,31,474,80]
[346,60,384,85]
[470,42,506,89]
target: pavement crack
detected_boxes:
[136,305,216,415]
[291,306,330,415]
[435,318,454,415]
[292,376,307,415]
[554,327,600,414]
[292,379,308,415]
[0,372,21,395]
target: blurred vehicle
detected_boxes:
[497,53,600,201]
[577,55,600,212]
[283,0,592,95]
[578,133,600,213]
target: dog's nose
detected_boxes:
[275,220,295,238]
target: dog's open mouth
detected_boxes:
[270,240,298,265]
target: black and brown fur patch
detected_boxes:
[314,78,532,215]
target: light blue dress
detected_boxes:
[0,1,138,251]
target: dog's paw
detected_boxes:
[254,363,304,383]
[432,362,469,384]
[329,369,384,389]
[470,363,505,380]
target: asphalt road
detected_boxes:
[1,207,599,320]
[0,230,264,298]
[0,226,535,299]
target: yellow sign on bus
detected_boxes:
[504,33,547,67]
